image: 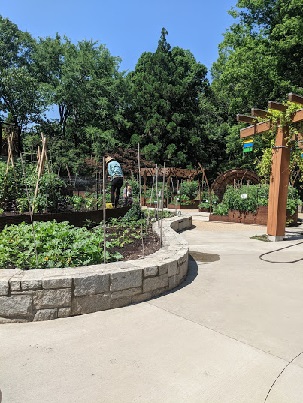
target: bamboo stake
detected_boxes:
[34,135,47,201]
[41,134,48,173]
[66,165,72,184]
[137,143,145,257]
[36,146,41,172]
[6,133,14,173]
[155,165,159,223]
[102,157,106,263]
[96,170,99,210]
[20,153,39,267]
[137,143,142,205]
[146,181,154,226]
[160,162,166,247]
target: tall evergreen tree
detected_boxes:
[126,28,209,167]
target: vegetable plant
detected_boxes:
[212,184,298,215]
[179,180,199,201]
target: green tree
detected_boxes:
[236,0,303,89]
[126,28,209,167]
[0,16,43,142]
[210,0,303,176]
[32,35,129,170]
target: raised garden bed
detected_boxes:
[209,206,298,226]
[167,200,200,210]
[0,206,131,231]
[0,215,192,323]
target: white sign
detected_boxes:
[241,194,248,199]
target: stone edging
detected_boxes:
[0,215,192,323]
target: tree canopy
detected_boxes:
[1,5,303,193]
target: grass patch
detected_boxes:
[250,234,271,242]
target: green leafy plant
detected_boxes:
[180,194,191,205]
[212,202,229,216]
[16,197,30,213]
[179,180,199,200]
[0,161,24,211]
[122,203,144,221]
[69,195,85,211]
[0,219,152,269]
[215,184,298,216]
[198,191,219,211]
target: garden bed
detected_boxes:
[209,206,298,225]
[0,215,192,323]
[0,206,130,231]
[167,200,200,210]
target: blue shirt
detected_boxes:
[108,160,123,180]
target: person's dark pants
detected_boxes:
[111,177,123,208]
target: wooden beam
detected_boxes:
[251,108,271,118]
[268,101,287,112]
[267,126,290,237]
[236,114,258,124]
[288,93,303,105]
[292,109,303,123]
[240,121,271,138]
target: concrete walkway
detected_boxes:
[1,214,303,403]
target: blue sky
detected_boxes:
[1,0,236,76]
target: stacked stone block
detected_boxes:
[0,215,191,323]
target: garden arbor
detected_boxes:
[237,93,303,241]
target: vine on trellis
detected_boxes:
[254,101,303,187]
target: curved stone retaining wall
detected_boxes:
[0,215,192,323]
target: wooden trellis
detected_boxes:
[34,134,48,200]
[140,165,208,204]
[6,133,15,173]
[237,92,303,240]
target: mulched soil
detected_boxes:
[106,224,161,261]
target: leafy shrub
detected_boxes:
[222,185,260,213]
[29,172,67,212]
[198,191,219,210]
[0,161,23,210]
[16,197,30,213]
[213,202,229,216]
[179,180,199,200]
[0,161,69,213]
[0,220,123,269]
[122,202,144,221]
[145,209,174,220]
[198,201,210,210]
[286,186,299,215]
[217,184,298,214]
[180,194,191,205]
[69,195,85,211]
[127,176,140,198]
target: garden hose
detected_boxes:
[259,240,303,264]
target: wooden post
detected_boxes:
[155,165,158,212]
[238,95,303,241]
[267,126,290,239]
[143,171,147,205]
[6,133,15,173]
[34,135,47,200]
[102,157,106,263]
[137,143,142,206]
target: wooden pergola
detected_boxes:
[140,165,208,204]
[237,92,303,241]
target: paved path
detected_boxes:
[1,214,303,403]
